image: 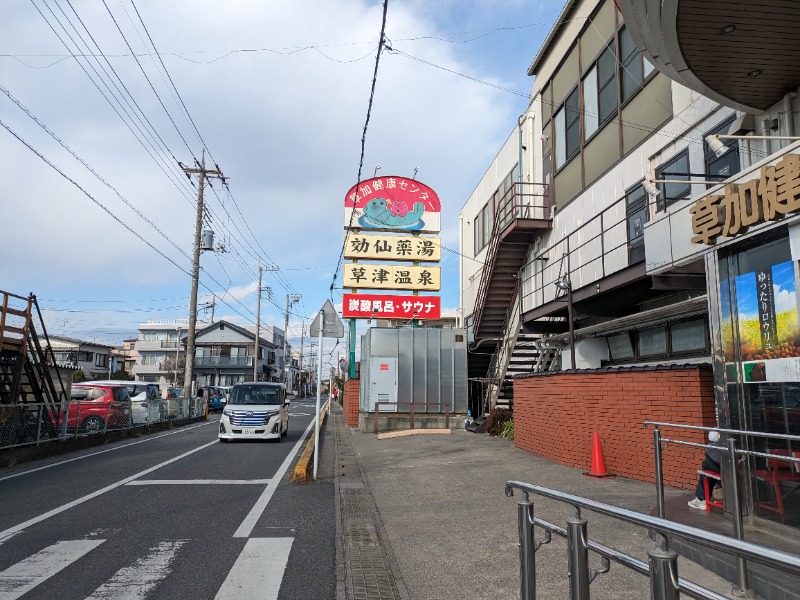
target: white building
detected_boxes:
[133,320,198,386]
[49,336,116,380]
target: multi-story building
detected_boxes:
[48,336,116,380]
[111,338,138,375]
[460,0,800,541]
[133,320,195,387]
[193,320,282,387]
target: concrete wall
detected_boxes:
[513,365,716,489]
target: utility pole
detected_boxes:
[181,150,223,400]
[283,293,301,392]
[298,321,305,398]
[210,295,216,323]
[254,264,263,382]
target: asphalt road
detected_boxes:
[0,397,335,600]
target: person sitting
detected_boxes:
[688,430,723,510]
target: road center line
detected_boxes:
[0,440,218,539]
[0,421,215,483]
[233,419,315,538]
[126,479,271,485]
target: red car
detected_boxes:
[66,384,131,433]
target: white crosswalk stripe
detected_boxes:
[0,537,295,599]
[0,539,105,600]
[85,540,186,600]
[215,538,293,600]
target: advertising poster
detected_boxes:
[736,260,800,382]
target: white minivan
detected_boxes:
[218,382,289,442]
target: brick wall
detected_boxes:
[513,366,717,490]
[344,379,360,427]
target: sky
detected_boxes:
[0,0,564,370]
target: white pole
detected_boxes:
[313,313,323,480]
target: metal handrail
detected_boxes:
[505,480,800,600]
[373,401,450,434]
[643,421,800,596]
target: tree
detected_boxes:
[160,355,186,386]
[109,368,130,380]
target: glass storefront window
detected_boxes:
[718,226,800,528]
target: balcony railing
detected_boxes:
[193,356,253,368]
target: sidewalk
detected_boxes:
[331,405,742,600]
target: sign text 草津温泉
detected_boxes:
[690,154,800,245]
[342,264,440,291]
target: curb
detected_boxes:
[290,403,329,482]
[377,428,451,440]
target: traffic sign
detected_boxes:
[310,299,344,338]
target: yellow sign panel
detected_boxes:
[344,233,441,262]
[343,263,441,291]
[690,154,800,245]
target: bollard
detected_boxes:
[518,492,536,600]
[653,428,665,519]
[566,511,590,600]
[648,535,679,600]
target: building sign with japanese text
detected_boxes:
[690,154,800,245]
[343,176,441,233]
[344,233,441,262]
[343,264,440,291]
[342,293,441,319]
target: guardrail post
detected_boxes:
[727,437,752,597]
[517,491,536,600]
[445,402,450,430]
[648,535,679,600]
[374,402,380,434]
[653,427,665,519]
[410,402,415,430]
[566,509,590,600]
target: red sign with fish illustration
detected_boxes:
[343,176,441,234]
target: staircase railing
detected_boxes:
[485,275,522,411]
[472,182,550,338]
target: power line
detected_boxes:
[331,0,390,295]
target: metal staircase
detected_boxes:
[0,290,68,441]
[469,182,551,413]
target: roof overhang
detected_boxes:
[618,0,800,112]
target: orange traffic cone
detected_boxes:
[583,432,615,478]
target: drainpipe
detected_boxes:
[458,214,464,329]
[784,92,796,137]
[518,113,526,184]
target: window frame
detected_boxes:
[704,115,741,186]
[624,181,648,264]
[554,85,581,171]
[603,317,710,364]
[655,149,692,212]
[618,24,658,108]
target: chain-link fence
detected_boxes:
[0,397,207,450]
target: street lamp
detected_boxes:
[554,276,576,369]
[706,134,800,158]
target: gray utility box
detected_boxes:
[359,327,468,431]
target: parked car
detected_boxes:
[198,386,228,412]
[91,380,161,425]
[219,382,289,442]
[68,384,131,433]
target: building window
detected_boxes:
[77,351,93,362]
[141,354,164,366]
[583,42,617,143]
[554,86,580,169]
[95,353,108,368]
[625,183,648,264]
[639,327,667,357]
[619,25,655,104]
[655,150,691,211]
[670,319,707,353]
[473,201,493,255]
[608,333,635,360]
[704,116,740,184]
